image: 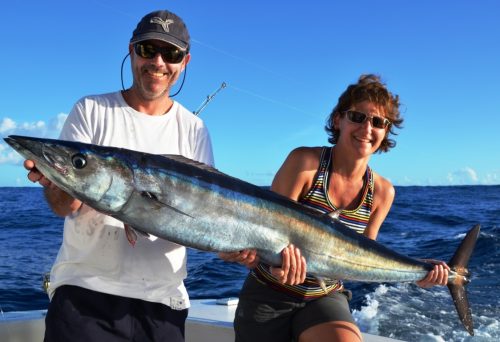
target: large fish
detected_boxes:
[5,135,480,335]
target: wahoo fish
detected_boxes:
[4,135,480,335]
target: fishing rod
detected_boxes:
[193,82,227,116]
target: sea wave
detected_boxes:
[1,186,499,341]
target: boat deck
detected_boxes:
[0,298,403,341]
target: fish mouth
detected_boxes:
[4,135,70,175]
[4,135,44,162]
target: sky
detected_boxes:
[1,0,499,187]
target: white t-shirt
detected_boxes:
[48,91,214,310]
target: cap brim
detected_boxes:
[130,32,188,51]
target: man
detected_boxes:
[25,10,214,342]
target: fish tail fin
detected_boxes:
[447,224,480,336]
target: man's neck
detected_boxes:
[121,89,173,116]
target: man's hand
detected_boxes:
[24,159,82,217]
[218,249,260,269]
[24,160,53,188]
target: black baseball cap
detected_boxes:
[130,10,190,51]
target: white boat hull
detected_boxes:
[0,299,403,341]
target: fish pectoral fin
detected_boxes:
[124,224,150,247]
[124,224,138,247]
[314,276,329,294]
[140,191,194,219]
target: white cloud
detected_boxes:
[482,171,500,185]
[0,113,68,165]
[22,120,45,130]
[51,113,68,132]
[447,167,479,185]
[0,143,23,164]
[0,114,67,137]
[390,168,499,186]
[0,118,17,133]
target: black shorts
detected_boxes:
[44,285,188,342]
[234,275,355,342]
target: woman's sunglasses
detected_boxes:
[134,42,186,64]
[343,110,391,129]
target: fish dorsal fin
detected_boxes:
[160,154,223,175]
[327,208,343,221]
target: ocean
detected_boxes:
[0,186,498,341]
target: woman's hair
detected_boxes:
[325,74,403,153]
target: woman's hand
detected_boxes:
[416,259,450,288]
[218,244,307,286]
[270,244,307,285]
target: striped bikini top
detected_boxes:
[252,146,374,300]
[300,146,374,234]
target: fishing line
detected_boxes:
[108,9,312,113]
[191,38,305,87]
[228,84,322,119]
[90,3,305,91]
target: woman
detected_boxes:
[222,74,449,342]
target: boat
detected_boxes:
[0,297,404,341]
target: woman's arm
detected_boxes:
[270,147,319,200]
[363,173,395,240]
[366,173,449,287]
[219,148,320,285]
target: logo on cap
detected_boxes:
[150,17,174,32]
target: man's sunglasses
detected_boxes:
[343,110,391,129]
[134,42,186,64]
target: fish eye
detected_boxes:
[71,154,87,169]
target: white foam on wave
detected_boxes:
[352,284,386,333]
[352,283,499,341]
[422,333,447,341]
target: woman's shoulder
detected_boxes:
[372,171,395,203]
[287,146,325,165]
[272,146,327,199]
